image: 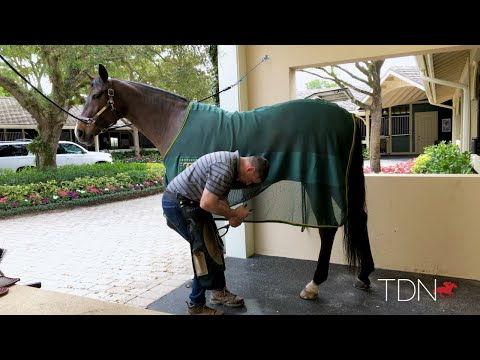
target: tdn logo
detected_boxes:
[435,281,457,298]
[378,279,458,301]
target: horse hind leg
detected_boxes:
[300,227,337,300]
[353,239,375,290]
[350,221,375,290]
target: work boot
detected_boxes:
[210,288,245,307]
[186,302,224,315]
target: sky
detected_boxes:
[296,55,418,90]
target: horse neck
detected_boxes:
[115,79,189,155]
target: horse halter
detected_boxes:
[76,79,119,132]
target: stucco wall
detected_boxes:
[253,175,480,281]
[227,45,480,281]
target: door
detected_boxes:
[414,111,438,153]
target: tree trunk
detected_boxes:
[207,45,219,106]
[369,96,382,173]
[367,60,384,174]
[35,124,63,169]
[33,109,66,169]
[132,126,140,158]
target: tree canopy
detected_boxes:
[0,86,10,96]
[305,78,337,90]
[0,45,216,169]
[299,60,384,173]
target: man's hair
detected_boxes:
[249,156,270,182]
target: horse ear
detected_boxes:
[99,64,109,82]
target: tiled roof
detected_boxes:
[0,97,38,125]
[388,66,422,85]
[298,66,423,112]
[0,97,80,126]
[0,98,130,128]
[65,105,82,126]
[66,105,131,128]
[297,88,362,112]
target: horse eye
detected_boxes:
[92,93,101,99]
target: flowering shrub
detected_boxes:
[112,150,163,164]
[364,159,416,174]
[0,175,164,213]
[411,141,475,174]
[0,162,166,217]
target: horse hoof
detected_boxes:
[300,287,318,300]
[353,279,370,290]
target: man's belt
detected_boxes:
[163,190,199,207]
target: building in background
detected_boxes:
[297,66,453,155]
[0,99,155,151]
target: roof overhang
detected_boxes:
[304,88,353,102]
[415,50,470,104]
[361,69,426,108]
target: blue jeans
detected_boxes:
[162,194,214,306]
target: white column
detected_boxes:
[388,107,392,154]
[218,45,253,259]
[219,46,238,109]
[94,135,99,152]
[409,103,413,153]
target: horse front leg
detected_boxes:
[300,227,337,300]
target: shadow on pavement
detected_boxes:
[147,255,480,315]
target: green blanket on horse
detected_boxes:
[163,99,357,228]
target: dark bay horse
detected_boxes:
[75,64,375,300]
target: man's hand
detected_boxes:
[228,206,251,228]
[200,189,251,227]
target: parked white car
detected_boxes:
[0,140,112,172]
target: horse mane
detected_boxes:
[123,80,189,103]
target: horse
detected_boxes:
[435,281,457,298]
[75,64,375,300]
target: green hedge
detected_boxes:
[0,162,165,185]
[411,141,475,174]
[111,150,163,163]
[0,162,166,218]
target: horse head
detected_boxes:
[75,64,123,146]
[443,281,458,290]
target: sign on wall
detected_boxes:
[441,118,451,132]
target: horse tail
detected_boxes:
[343,116,372,270]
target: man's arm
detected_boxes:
[200,188,251,228]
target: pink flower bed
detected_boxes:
[0,178,164,211]
[363,159,416,174]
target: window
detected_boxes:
[0,145,11,157]
[0,144,28,157]
[60,130,72,141]
[5,129,23,141]
[391,104,409,115]
[110,137,119,149]
[58,143,85,154]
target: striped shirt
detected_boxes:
[166,150,240,202]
